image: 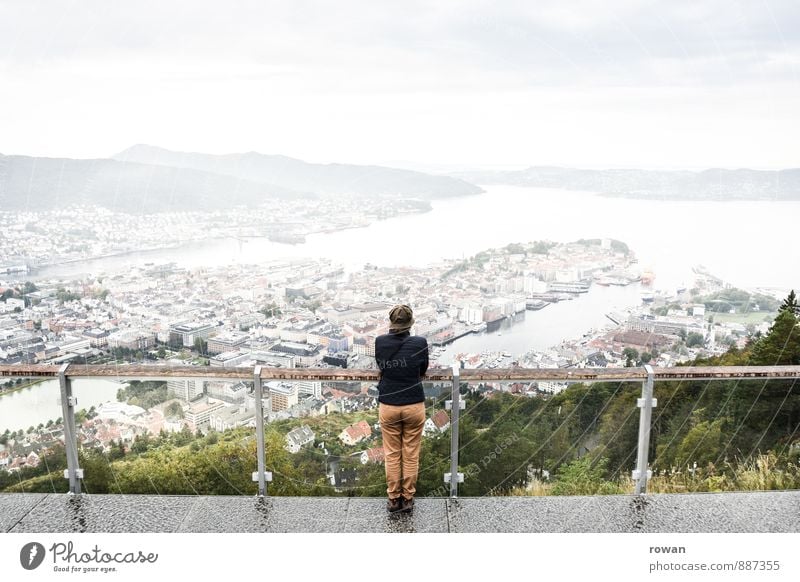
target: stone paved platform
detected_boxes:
[2,491,798,533]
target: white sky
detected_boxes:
[1,0,798,169]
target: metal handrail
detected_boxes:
[3,363,800,382]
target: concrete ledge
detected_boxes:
[2,491,798,533]
[447,491,800,533]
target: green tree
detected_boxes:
[193,337,208,356]
[55,287,81,304]
[173,425,195,447]
[749,308,800,365]
[130,433,152,454]
[686,332,705,348]
[107,440,126,461]
[259,302,282,318]
[75,410,88,425]
[622,347,639,367]
[165,401,184,418]
[780,289,799,316]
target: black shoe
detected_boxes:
[387,497,403,513]
[401,496,414,513]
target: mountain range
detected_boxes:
[0,146,482,213]
[452,166,800,201]
[113,145,483,200]
[2,146,798,213]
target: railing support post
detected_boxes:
[252,366,272,496]
[444,363,464,497]
[633,364,657,495]
[58,363,82,494]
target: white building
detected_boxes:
[206,381,247,403]
[207,331,249,355]
[95,402,146,421]
[167,379,206,402]
[458,304,484,325]
[209,406,256,432]
[184,398,226,431]
[296,381,323,398]
[169,322,217,347]
[106,330,154,350]
[285,424,315,453]
[537,381,568,394]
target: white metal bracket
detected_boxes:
[252,471,273,483]
[443,472,464,483]
[445,399,466,410]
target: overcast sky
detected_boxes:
[1,0,798,169]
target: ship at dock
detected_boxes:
[548,280,591,293]
[527,292,570,302]
[430,323,479,346]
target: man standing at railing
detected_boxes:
[375,304,429,513]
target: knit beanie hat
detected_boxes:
[389,304,414,332]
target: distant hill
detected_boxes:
[113,144,483,199]
[453,166,800,201]
[0,153,301,213]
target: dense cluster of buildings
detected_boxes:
[1,240,642,368]
[0,239,773,474]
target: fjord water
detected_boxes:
[32,185,798,293]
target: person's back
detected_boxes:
[375,329,429,405]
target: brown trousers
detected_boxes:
[379,401,426,500]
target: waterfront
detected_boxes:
[0,379,125,433]
[437,282,643,361]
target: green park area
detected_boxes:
[709,311,775,325]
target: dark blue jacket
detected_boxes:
[374,330,429,405]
